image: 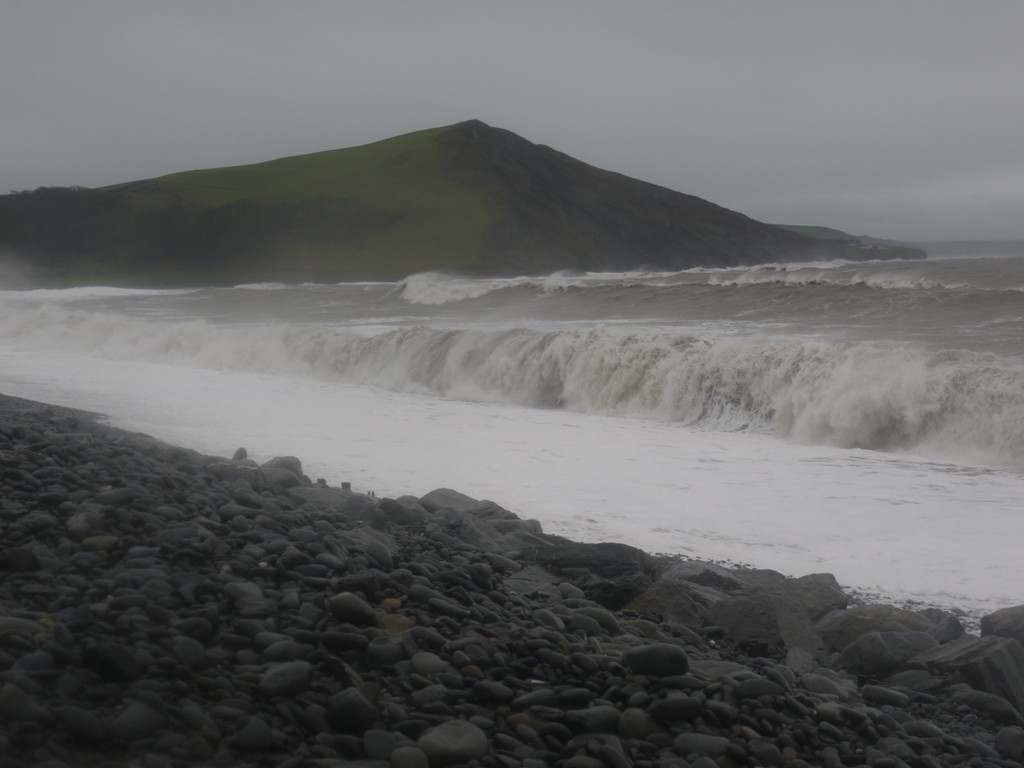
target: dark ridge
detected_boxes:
[0,121,924,286]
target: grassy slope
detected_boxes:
[4,122,922,286]
[102,126,500,277]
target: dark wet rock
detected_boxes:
[734,676,785,699]
[996,726,1024,759]
[54,705,107,741]
[0,548,42,572]
[346,526,400,568]
[0,682,53,723]
[378,497,429,526]
[410,651,447,677]
[328,591,377,625]
[818,604,931,652]
[523,540,657,609]
[621,643,690,676]
[982,603,1024,645]
[911,635,1024,715]
[364,728,400,759]
[416,719,488,765]
[663,559,747,591]
[566,705,621,734]
[625,579,707,625]
[673,733,730,758]
[950,688,1024,726]
[258,466,302,487]
[285,483,365,510]
[329,687,380,733]
[259,661,312,697]
[94,486,139,505]
[838,630,938,678]
[228,715,274,751]
[0,616,45,637]
[260,455,303,476]
[921,607,967,643]
[703,573,847,656]
[391,745,430,768]
[503,564,565,604]
[82,642,141,681]
[419,487,482,513]
[173,636,209,670]
[861,684,911,708]
[649,694,703,722]
[110,701,166,742]
[706,592,781,652]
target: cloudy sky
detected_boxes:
[2,2,1022,240]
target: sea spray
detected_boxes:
[2,303,1022,465]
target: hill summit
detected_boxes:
[0,120,923,285]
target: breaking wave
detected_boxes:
[398,270,675,305]
[2,304,1022,466]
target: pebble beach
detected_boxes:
[2,392,1024,768]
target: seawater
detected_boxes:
[1,249,1023,619]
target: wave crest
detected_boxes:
[2,305,1021,465]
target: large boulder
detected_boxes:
[981,604,1024,645]
[910,635,1024,717]
[706,594,783,656]
[837,631,938,679]
[626,579,707,626]
[661,560,747,591]
[704,573,849,656]
[817,604,930,653]
[419,487,482,513]
[521,540,658,610]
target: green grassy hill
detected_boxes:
[0,121,924,286]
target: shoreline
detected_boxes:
[2,391,1023,767]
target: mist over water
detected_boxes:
[2,250,1023,615]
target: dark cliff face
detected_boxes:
[0,120,922,285]
[437,120,890,274]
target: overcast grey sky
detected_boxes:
[2,2,1022,240]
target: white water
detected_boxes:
[1,269,1023,622]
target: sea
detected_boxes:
[2,241,1023,623]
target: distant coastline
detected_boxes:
[0,120,923,288]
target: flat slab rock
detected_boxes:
[911,635,1024,717]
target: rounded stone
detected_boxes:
[82,643,141,682]
[566,705,621,734]
[55,705,106,741]
[111,701,166,742]
[417,720,488,766]
[329,687,380,733]
[649,694,703,722]
[391,746,429,768]
[996,726,1024,760]
[259,661,312,697]
[173,636,208,670]
[410,651,448,677]
[619,707,658,739]
[673,733,730,758]
[328,591,377,626]
[734,677,785,700]
[621,643,690,676]
[364,728,399,759]
[230,716,274,751]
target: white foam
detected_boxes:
[1,347,1021,620]
[0,285,196,301]
[2,305,1020,466]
